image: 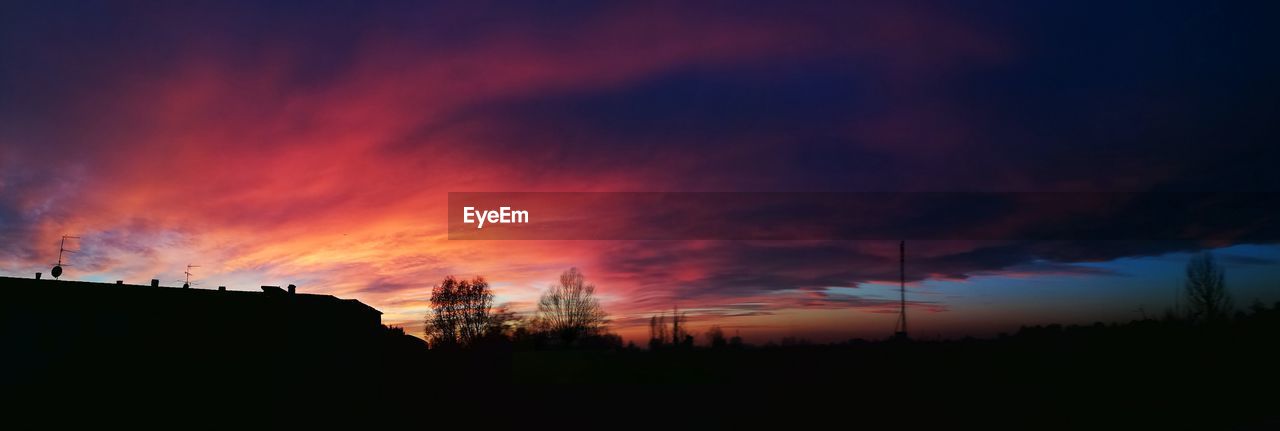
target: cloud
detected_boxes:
[1,1,1277,341]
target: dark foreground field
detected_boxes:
[5,308,1279,428]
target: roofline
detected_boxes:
[0,275,383,315]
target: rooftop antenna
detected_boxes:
[50,235,80,280]
[893,240,908,340]
[181,264,201,289]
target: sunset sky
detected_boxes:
[2,1,1278,344]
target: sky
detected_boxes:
[2,1,1278,344]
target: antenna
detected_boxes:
[893,240,908,340]
[181,264,201,288]
[50,235,80,280]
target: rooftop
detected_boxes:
[0,275,381,316]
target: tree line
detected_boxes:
[423,267,616,349]
[423,251,1254,350]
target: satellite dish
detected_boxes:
[50,235,79,280]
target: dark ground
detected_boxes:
[5,308,1278,429]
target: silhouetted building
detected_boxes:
[0,275,390,400]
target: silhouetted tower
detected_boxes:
[893,240,908,340]
[50,235,79,280]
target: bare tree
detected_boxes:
[424,275,500,347]
[729,331,744,348]
[670,305,691,347]
[1184,252,1232,323]
[706,325,727,348]
[647,306,693,349]
[649,314,668,349]
[534,268,607,343]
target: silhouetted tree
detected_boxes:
[647,307,693,349]
[670,305,690,347]
[780,336,811,347]
[533,268,608,344]
[484,303,523,340]
[649,314,668,350]
[1250,298,1268,315]
[729,331,744,348]
[424,275,503,347]
[1184,252,1232,323]
[706,325,727,348]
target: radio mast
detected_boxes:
[893,240,908,340]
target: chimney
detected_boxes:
[150,279,159,287]
[288,284,296,294]
[218,286,226,291]
[35,272,41,280]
